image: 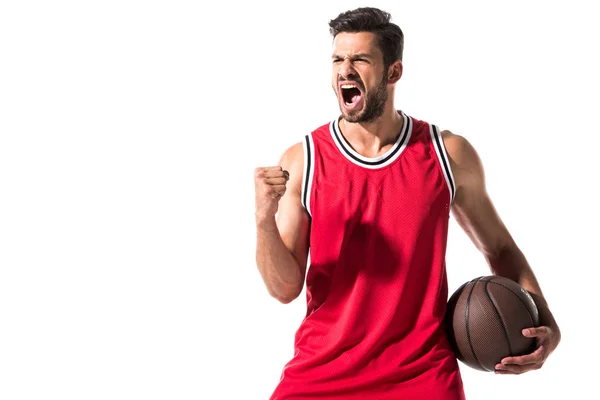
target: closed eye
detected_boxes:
[331,57,370,64]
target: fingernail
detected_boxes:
[523,329,530,336]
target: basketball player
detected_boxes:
[254,7,561,399]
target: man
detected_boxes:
[254,7,560,400]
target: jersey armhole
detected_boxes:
[301,133,315,217]
[429,124,456,205]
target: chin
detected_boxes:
[340,107,366,123]
[338,101,363,123]
[341,112,361,123]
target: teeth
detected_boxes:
[341,84,358,89]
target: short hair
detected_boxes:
[329,7,404,67]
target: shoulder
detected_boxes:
[440,130,469,159]
[278,142,305,195]
[440,129,485,189]
[280,141,304,164]
[440,129,481,168]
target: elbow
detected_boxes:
[276,295,296,304]
[270,286,302,304]
[485,242,530,282]
[483,237,516,260]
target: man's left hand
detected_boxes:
[494,326,560,375]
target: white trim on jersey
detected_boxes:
[328,111,413,169]
[301,133,315,217]
[429,124,456,205]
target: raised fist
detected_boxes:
[254,166,290,220]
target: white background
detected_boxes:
[1,0,598,399]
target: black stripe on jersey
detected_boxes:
[332,115,411,166]
[432,125,455,201]
[302,134,312,211]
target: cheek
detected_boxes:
[331,73,339,92]
[363,73,381,90]
[332,68,339,83]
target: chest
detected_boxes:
[311,153,447,225]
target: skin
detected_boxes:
[254,31,560,375]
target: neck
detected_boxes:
[339,102,404,154]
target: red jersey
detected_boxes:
[270,111,465,400]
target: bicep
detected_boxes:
[452,184,512,258]
[277,192,310,275]
[446,133,513,257]
[275,143,311,278]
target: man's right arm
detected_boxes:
[254,142,310,304]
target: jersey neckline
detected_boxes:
[329,111,413,169]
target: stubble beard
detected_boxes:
[337,73,388,124]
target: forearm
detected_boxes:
[486,244,560,336]
[256,217,303,303]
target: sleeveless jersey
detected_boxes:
[270,111,466,400]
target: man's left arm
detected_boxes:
[442,130,561,375]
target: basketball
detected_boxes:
[445,275,540,372]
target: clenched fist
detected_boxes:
[254,166,290,222]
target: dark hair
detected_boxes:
[329,7,404,68]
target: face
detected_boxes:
[331,32,389,123]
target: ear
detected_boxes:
[387,60,403,83]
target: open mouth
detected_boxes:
[340,83,363,110]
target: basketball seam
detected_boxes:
[484,280,514,357]
[465,278,485,371]
[486,279,536,328]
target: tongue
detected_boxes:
[351,94,361,103]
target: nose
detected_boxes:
[338,59,357,81]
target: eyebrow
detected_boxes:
[331,53,374,60]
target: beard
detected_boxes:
[337,73,388,123]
